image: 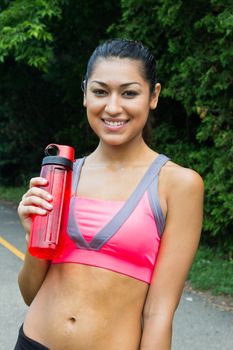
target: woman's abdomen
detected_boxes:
[23,263,148,350]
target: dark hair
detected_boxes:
[82,39,157,94]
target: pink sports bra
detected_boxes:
[52,154,170,284]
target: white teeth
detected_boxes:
[104,120,125,126]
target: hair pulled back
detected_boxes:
[82,39,157,93]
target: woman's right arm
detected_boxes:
[17,177,53,306]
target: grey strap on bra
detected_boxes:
[67,154,170,250]
[71,159,85,194]
[148,177,165,236]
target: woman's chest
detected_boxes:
[77,166,149,201]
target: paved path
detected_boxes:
[0,201,233,349]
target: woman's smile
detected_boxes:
[102,118,129,131]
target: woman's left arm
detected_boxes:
[140,167,204,350]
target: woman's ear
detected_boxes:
[149,83,161,110]
[82,80,87,107]
[83,93,86,107]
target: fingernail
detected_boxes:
[39,209,47,215]
[46,194,53,200]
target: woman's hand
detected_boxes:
[18,177,53,235]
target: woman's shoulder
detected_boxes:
[161,157,204,197]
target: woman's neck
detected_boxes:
[86,137,156,168]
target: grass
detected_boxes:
[0,186,232,298]
[188,244,233,297]
[0,186,27,204]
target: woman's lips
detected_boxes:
[102,119,129,130]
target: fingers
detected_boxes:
[29,177,48,189]
[19,204,48,217]
[26,177,52,200]
[23,186,52,202]
[18,194,53,219]
[18,177,53,218]
[23,195,53,212]
[17,177,54,234]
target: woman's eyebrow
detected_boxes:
[90,80,142,87]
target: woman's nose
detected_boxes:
[105,95,123,115]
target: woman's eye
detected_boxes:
[92,89,107,96]
[123,90,139,98]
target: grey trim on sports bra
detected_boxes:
[147,176,166,236]
[71,158,85,194]
[67,154,170,250]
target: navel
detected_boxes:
[68,316,77,324]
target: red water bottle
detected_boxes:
[28,144,74,259]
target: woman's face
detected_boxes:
[84,58,160,146]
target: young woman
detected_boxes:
[15,39,204,350]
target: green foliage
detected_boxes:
[0,0,120,185]
[0,0,63,71]
[188,244,233,296]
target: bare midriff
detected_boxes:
[23,263,149,350]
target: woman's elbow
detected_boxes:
[18,269,36,306]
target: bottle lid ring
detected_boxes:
[45,144,59,156]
